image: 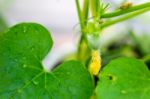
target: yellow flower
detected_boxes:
[89,50,101,76]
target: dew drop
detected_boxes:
[17,89,22,93]
[23,29,26,33]
[22,57,26,60]
[68,87,74,98]
[23,64,27,68]
[121,90,127,94]
[66,72,71,75]
[32,80,39,85]
[68,86,72,92]
[23,26,27,33]
[14,59,18,62]
[31,46,35,51]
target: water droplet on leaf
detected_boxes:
[66,72,71,75]
[32,80,39,85]
[14,59,18,62]
[121,90,127,94]
[23,64,27,68]
[22,57,26,60]
[17,89,22,93]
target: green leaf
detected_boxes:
[0,23,94,98]
[96,57,150,99]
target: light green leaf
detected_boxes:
[0,23,94,99]
[96,57,150,99]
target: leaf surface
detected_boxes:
[96,57,150,99]
[0,23,94,99]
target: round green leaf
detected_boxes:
[0,23,94,99]
[96,57,150,99]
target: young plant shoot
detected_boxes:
[0,0,150,98]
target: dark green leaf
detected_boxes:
[96,57,150,99]
[0,23,94,99]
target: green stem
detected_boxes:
[76,0,90,63]
[96,0,101,18]
[75,0,84,29]
[101,2,150,18]
[82,0,89,25]
[90,0,97,21]
[101,7,150,29]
